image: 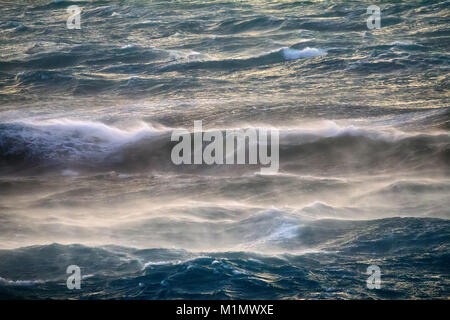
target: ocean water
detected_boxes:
[0,0,449,299]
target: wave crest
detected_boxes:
[0,119,448,174]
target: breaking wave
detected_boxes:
[0,118,448,174]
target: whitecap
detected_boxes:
[282,47,326,60]
[0,277,45,287]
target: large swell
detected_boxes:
[0,113,449,174]
[0,0,449,299]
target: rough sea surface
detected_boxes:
[0,0,449,299]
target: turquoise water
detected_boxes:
[0,0,449,299]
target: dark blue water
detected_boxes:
[0,0,449,299]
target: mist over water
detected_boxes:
[0,0,449,299]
